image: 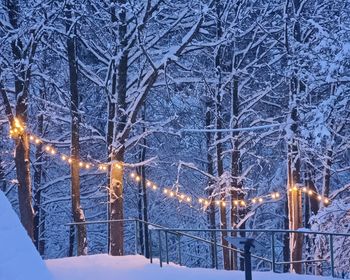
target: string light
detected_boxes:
[11,130,332,210]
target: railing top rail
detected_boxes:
[150,227,350,238]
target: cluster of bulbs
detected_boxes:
[288,186,330,204]
[9,117,25,138]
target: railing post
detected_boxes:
[158,230,163,268]
[135,220,139,255]
[149,230,153,264]
[177,234,182,266]
[329,234,335,278]
[165,231,169,264]
[213,231,218,269]
[271,232,276,273]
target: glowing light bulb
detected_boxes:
[135,176,141,182]
[50,149,56,155]
[275,192,280,198]
[169,192,174,197]
[29,135,34,141]
[35,138,40,144]
[308,190,313,195]
[271,193,276,199]
[215,200,220,205]
[240,201,246,207]
[293,186,298,191]
[79,162,83,167]
[180,194,185,199]
[199,198,203,203]
[61,155,67,161]
[204,200,209,205]
[258,198,263,203]
[152,185,157,190]
[252,198,257,204]
[302,187,307,192]
[85,164,90,169]
[317,195,322,201]
[146,181,152,187]
[186,197,191,202]
[222,201,226,207]
[234,200,239,206]
[68,158,72,164]
[45,146,51,152]
[163,189,168,194]
[324,198,330,204]
[130,173,136,178]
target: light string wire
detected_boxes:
[8,118,331,210]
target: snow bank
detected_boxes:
[0,191,52,280]
[47,254,334,280]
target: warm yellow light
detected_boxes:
[258,198,263,203]
[234,200,239,206]
[61,155,67,161]
[271,193,276,199]
[169,191,174,197]
[204,200,209,205]
[163,189,168,194]
[130,172,136,178]
[68,158,72,164]
[85,164,90,169]
[308,190,313,195]
[186,197,191,202]
[35,138,40,144]
[222,201,226,207]
[102,166,107,171]
[29,135,34,141]
[115,163,122,169]
[293,186,298,191]
[324,198,330,204]
[199,198,203,203]
[317,195,322,201]
[252,198,257,204]
[275,192,280,198]
[135,176,141,182]
[180,194,185,199]
[152,185,157,190]
[79,162,83,167]
[146,181,152,187]
[45,146,51,151]
[302,187,307,192]
[240,201,246,207]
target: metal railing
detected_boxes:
[67,219,350,278]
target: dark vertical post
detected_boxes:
[178,234,182,266]
[149,230,153,263]
[158,230,163,267]
[165,231,169,264]
[244,242,252,280]
[271,232,276,272]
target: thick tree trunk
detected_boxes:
[287,114,303,273]
[109,0,129,256]
[6,0,34,240]
[66,2,87,256]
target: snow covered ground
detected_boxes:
[0,191,52,280]
[47,254,334,280]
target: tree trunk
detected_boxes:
[230,77,240,271]
[6,0,34,240]
[109,0,129,256]
[205,96,216,268]
[287,113,303,273]
[33,112,44,254]
[66,2,87,256]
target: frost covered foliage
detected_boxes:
[0,0,350,274]
[310,199,350,278]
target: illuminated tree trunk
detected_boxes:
[6,0,34,240]
[287,96,303,274]
[66,2,87,256]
